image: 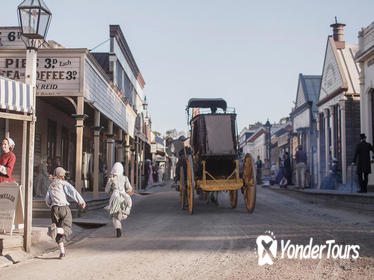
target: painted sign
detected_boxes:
[0,54,81,96]
[0,27,25,49]
[0,182,23,234]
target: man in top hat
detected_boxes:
[353,133,374,193]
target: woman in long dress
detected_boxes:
[105,162,133,237]
[0,138,16,183]
[35,155,51,197]
[147,160,154,186]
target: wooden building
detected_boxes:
[316,22,360,186]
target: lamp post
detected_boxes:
[264,120,272,165]
[17,0,52,252]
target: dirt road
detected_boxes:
[1,184,374,280]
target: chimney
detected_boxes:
[330,17,345,49]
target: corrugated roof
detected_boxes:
[301,75,321,112]
[246,128,265,143]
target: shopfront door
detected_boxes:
[47,119,57,173]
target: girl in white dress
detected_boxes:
[105,162,133,237]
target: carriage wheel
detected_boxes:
[242,153,256,213]
[186,156,194,215]
[179,167,186,210]
[229,190,238,208]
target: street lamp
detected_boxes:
[143,96,148,111]
[18,0,52,41]
[17,0,52,252]
[264,119,272,164]
[18,0,52,86]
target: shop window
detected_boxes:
[116,60,123,92]
[123,72,133,105]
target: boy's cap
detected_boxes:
[55,167,66,177]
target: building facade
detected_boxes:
[242,128,266,161]
[357,20,374,185]
[0,25,148,198]
[316,22,360,187]
[290,74,321,187]
[239,123,264,156]
[92,25,149,190]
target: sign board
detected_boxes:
[151,143,156,153]
[0,54,81,96]
[0,27,25,49]
[0,182,23,235]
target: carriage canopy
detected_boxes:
[187,98,227,111]
[191,114,237,156]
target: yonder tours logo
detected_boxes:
[256,232,360,266]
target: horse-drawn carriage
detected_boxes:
[178,98,256,214]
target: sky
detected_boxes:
[1,0,374,135]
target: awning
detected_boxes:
[0,77,33,113]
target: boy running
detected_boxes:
[45,167,86,259]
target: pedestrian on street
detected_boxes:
[147,160,154,186]
[144,159,150,187]
[158,163,164,183]
[47,157,53,174]
[45,167,86,259]
[35,155,50,197]
[255,156,263,184]
[53,156,62,173]
[276,156,284,184]
[153,164,158,183]
[270,162,278,185]
[353,133,374,193]
[283,152,292,185]
[105,162,133,238]
[295,145,307,189]
[0,137,16,183]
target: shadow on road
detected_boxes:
[69,188,374,258]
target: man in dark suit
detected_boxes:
[353,133,374,193]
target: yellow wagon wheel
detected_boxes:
[242,153,256,213]
[186,155,194,214]
[229,190,238,208]
[179,167,186,210]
